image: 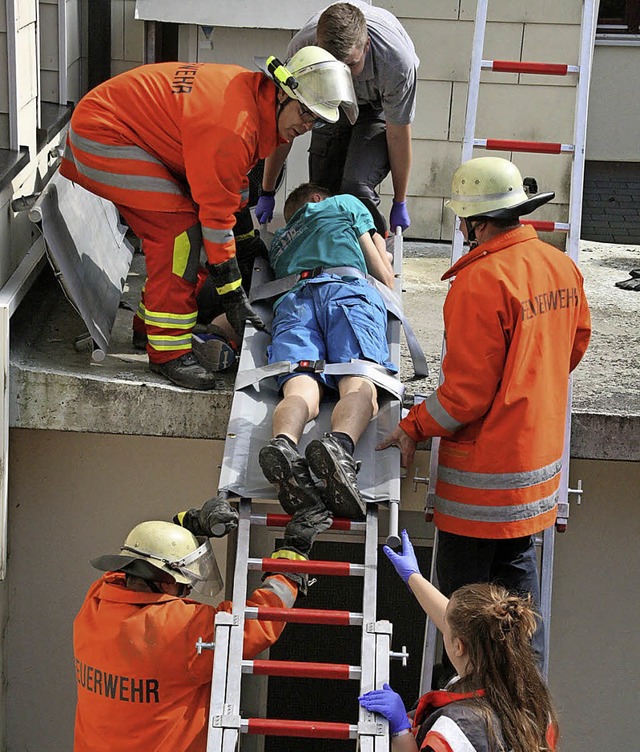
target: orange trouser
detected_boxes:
[119,205,203,364]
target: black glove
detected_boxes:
[174,496,238,538]
[279,503,333,557]
[207,256,266,337]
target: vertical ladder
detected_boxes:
[205,499,392,751]
[421,0,597,691]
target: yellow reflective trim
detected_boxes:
[235,230,254,243]
[176,511,187,526]
[216,278,242,295]
[172,231,191,277]
[271,550,308,562]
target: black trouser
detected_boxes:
[435,531,545,674]
[308,104,390,235]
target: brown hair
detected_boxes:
[317,3,368,61]
[284,182,332,222]
[448,583,559,752]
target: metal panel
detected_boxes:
[134,0,362,29]
[28,170,134,358]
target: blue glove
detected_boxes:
[383,529,420,584]
[390,201,410,232]
[255,193,275,224]
[358,683,411,734]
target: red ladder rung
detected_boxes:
[245,605,363,626]
[482,59,578,76]
[522,220,571,233]
[475,138,574,154]
[249,557,363,577]
[252,512,366,532]
[243,718,357,739]
[243,659,359,680]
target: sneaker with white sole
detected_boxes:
[259,437,324,515]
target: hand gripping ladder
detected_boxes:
[204,499,396,751]
[418,0,597,689]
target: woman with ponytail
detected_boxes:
[359,530,558,752]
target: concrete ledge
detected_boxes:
[8,241,639,461]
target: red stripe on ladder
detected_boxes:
[261,513,365,532]
[484,138,564,154]
[245,659,354,680]
[254,558,357,576]
[488,60,570,75]
[248,606,358,625]
[522,220,570,232]
[245,718,356,739]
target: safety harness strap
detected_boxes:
[249,267,428,377]
[234,358,405,401]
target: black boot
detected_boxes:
[149,352,219,390]
[259,437,324,515]
[305,434,366,520]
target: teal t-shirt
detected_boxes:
[268,195,376,279]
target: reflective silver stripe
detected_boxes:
[202,226,234,244]
[426,392,464,432]
[144,311,198,327]
[72,159,184,195]
[435,491,559,524]
[438,459,562,490]
[240,187,249,201]
[262,575,297,607]
[452,189,523,203]
[69,126,161,163]
[147,334,192,347]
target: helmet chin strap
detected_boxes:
[464,218,480,248]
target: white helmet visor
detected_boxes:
[293,60,359,125]
[169,539,223,598]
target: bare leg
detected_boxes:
[331,376,378,445]
[259,375,324,514]
[272,375,322,443]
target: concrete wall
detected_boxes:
[586,41,640,162]
[5,430,640,751]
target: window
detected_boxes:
[598,0,640,33]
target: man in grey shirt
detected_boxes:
[256,1,419,235]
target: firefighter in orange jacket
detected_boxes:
[61,47,358,390]
[378,157,591,666]
[73,499,332,751]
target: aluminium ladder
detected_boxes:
[419,0,598,690]
[204,500,394,751]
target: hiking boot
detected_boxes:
[305,434,366,520]
[132,330,148,351]
[259,438,324,515]
[149,352,220,390]
[192,328,237,372]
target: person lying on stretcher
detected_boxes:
[258,182,396,520]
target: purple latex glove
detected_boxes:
[383,529,420,584]
[358,683,411,734]
[390,201,410,232]
[255,194,275,225]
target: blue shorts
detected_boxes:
[268,276,397,391]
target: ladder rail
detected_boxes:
[421,0,597,689]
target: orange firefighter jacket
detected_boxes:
[60,62,284,265]
[400,225,591,539]
[73,572,297,752]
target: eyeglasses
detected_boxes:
[298,101,320,125]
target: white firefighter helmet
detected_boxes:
[445,157,554,219]
[255,45,359,125]
[91,520,223,597]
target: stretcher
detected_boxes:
[217,227,420,546]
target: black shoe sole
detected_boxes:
[259,445,322,516]
[305,441,366,520]
[148,362,219,390]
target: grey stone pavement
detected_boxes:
[582,161,640,245]
[9,237,640,461]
